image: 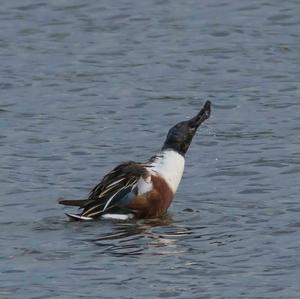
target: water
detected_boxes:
[1,0,300,298]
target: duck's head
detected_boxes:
[162,100,211,156]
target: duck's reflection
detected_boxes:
[88,214,196,257]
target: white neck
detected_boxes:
[148,149,185,193]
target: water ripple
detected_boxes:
[1,0,300,298]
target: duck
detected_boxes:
[59,100,211,220]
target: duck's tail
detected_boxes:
[58,197,88,207]
[58,198,93,221]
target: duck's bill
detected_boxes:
[189,100,211,129]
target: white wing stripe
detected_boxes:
[105,177,126,189]
[102,183,133,212]
[82,203,105,216]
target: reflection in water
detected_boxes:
[88,214,196,257]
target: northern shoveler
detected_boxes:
[59,100,211,220]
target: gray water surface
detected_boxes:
[1,0,300,298]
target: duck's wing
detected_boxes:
[59,161,150,220]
